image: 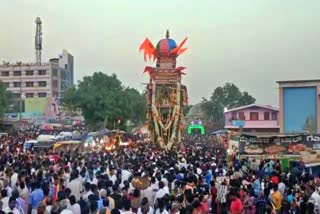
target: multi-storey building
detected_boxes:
[0,61,60,98]
[0,50,74,99]
[0,50,74,120]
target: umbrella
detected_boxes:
[131,176,150,190]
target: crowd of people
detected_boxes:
[0,130,319,214]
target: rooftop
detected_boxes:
[277,79,320,84]
[0,62,50,68]
[224,104,278,113]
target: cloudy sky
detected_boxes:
[1,0,320,106]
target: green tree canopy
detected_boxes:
[0,81,15,117]
[62,72,145,130]
[201,82,255,128]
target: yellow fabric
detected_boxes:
[271,190,282,210]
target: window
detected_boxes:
[26,93,34,98]
[52,69,58,76]
[26,70,34,76]
[52,80,58,88]
[264,112,270,120]
[38,81,46,87]
[38,92,47,97]
[239,112,245,120]
[1,71,9,77]
[38,70,46,75]
[250,112,259,120]
[231,112,237,120]
[26,82,34,87]
[13,82,21,88]
[65,64,68,69]
[272,112,278,120]
[15,93,21,98]
[13,71,21,76]
[3,82,9,87]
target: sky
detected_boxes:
[1,0,320,107]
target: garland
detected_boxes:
[167,82,181,149]
[152,82,160,139]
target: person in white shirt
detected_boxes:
[67,172,83,201]
[278,179,286,196]
[122,199,135,214]
[82,182,93,202]
[121,167,132,187]
[59,200,74,214]
[10,170,18,191]
[3,179,12,197]
[154,181,167,206]
[137,197,154,214]
[311,186,320,211]
[3,197,20,214]
[70,195,81,214]
[1,189,9,210]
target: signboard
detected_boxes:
[306,134,320,150]
[239,134,320,164]
[232,120,245,127]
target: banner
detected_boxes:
[305,134,320,150]
[239,134,320,163]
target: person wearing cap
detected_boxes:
[2,196,20,214]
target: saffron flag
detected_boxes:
[172,37,188,55]
[139,38,156,61]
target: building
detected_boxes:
[58,50,74,95]
[0,50,74,119]
[278,79,320,133]
[0,61,60,98]
[224,104,279,133]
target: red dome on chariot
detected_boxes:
[156,30,177,57]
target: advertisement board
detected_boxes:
[239,134,320,163]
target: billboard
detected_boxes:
[25,97,48,114]
[239,134,320,163]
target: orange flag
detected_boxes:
[139,38,156,61]
[172,37,188,54]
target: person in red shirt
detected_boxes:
[230,193,243,214]
[210,181,217,213]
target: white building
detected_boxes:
[0,50,74,99]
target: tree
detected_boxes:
[303,115,317,134]
[0,81,15,117]
[201,83,255,128]
[62,72,146,130]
